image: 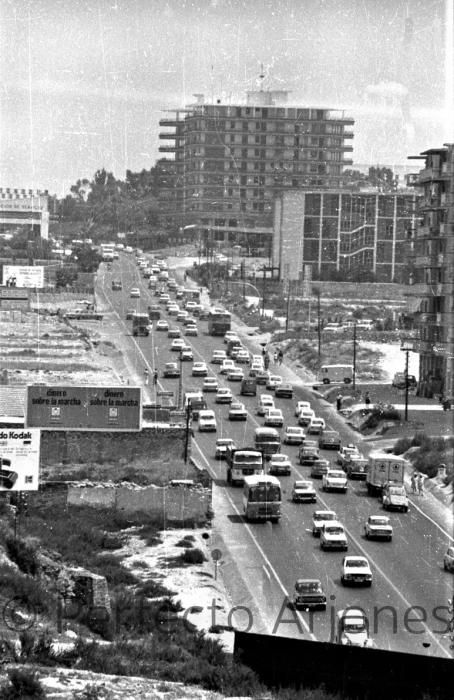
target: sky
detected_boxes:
[0,0,452,195]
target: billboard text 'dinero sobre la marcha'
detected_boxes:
[25,386,142,431]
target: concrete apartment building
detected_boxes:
[272,190,419,283]
[406,145,454,398]
[159,91,354,250]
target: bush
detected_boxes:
[393,437,412,455]
[181,548,206,564]
[1,668,45,699]
[6,536,40,576]
[411,432,429,447]
[137,578,174,598]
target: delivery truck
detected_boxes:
[365,452,407,496]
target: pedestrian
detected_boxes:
[262,346,267,358]
[364,391,371,407]
[336,393,343,412]
[410,471,417,494]
[277,349,284,366]
[143,367,149,385]
[417,473,425,496]
[274,351,278,364]
[264,353,270,371]
[153,369,158,386]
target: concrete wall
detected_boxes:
[67,483,212,524]
[40,426,186,466]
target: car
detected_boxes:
[185,325,198,336]
[257,395,275,416]
[229,402,248,420]
[198,410,217,432]
[251,354,263,365]
[274,383,293,399]
[255,369,269,385]
[236,350,250,364]
[111,280,122,291]
[183,316,197,326]
[310,459,330,479]
[156,319,169,331]
[299,445,320,465]
[170,338,185,351]
[298,408,316,426]
[392,372,417,390]
[336,444,361,467]
[203,377,219,392]
[291,579,326,611]
[318,430,342,450]
[312,510,338,536]
[130,287,141,298]
[336,608,373,648]
[291,480,316,503]
[322,469,348,493]
[177,311,189,322]
[264,408,284,427]
[320,521,348,551]
[268,453,292,476]
[168,328,182,339]
[185,301,197,312]
[345,456,368,479]
[284,426,305,445]
[192,362,208,377]
[159,293,170,304]
[381,482,409,512]
[307,417,326,434]
[180,348,193,361]
[229,345,243,360]
[211,350,227,364]
[220,359,236,375]
[163,362,180,378]
[227,367,244,382]
[341,556,372,586]
[215,387,233,404]
[215,437,236,459]
[125,308,135,320]
[443,546,454,572]
[168,305,179,316]
[295,401,311,417]
[224,331,239,344]
[266,374,283,391]
[175,289,184,300]
[364,515,393,541]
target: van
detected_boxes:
[240,378,257,396]
[318,364,353,384]
[184,392,207,420]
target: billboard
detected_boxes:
[26,386,142,431]
[2,265,45,289]
[0,428,40,491]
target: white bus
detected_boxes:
[318,364,353,384]
[100,243,115,261]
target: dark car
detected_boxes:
[318,430,342,450]
[274,383,293,399]
[291,579,326,611]
[111,280,122,291]
[392,372,417,390]
[299,445,320,465]
[255,369,269,385]
[125,308,135,320]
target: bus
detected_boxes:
[100,243,115,261]
[207,309,231,336]
[132,313,150,337]
[243,475,281,523]
[318,364,353,384]
[183,288,201,303]
[254,427,281,459]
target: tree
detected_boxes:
[70,244,101,273]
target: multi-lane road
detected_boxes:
[98,252,453,659]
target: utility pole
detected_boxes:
[404,349,409,421]
[178,353,183,409]
[316,289,321,361]
[285,280,291,332]
[352,322,357,390]
[184,399,192,463]
[262,267,266,319]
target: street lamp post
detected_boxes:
[178,352,183,410]
[401,341,414,421]
[352,322,357,390]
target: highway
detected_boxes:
[97,252,453,659]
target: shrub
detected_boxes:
[2,668,45,699]
[137,578,174,598]
[412,451,443,478]
[411,432,428,447]
[393,437,412,455]
[94,554,137,587]
[6,536,40,576]
[181,548,206,564]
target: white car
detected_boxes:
[215,387,233,404]
[224,331,239,344]
[298,408,316,426]
[227,367,244,382]
[211,350,227,364]
[268,453,292,476]
[341,556,372,586]
[336,609,373,648]
[198,410,217,432]
[307,417,326,434]
[168,305,179,316]
[292,480,316,503]
[364,515,393,541]
[312,510,338,537]
[185,325,198,336]
[130,287,141,298]
[202,377,219,392]
[236,350,250,364]
[215,438,236,459]
[266,374,283,390]
[180,348,193,361]
[284,426,305,445]
[170,338,185,351]
[228,402,248,421]
[220,359,236,375]
[264,408,284,427]
[295,401,312,417]
[320,521,348,550]
[322,469,348,493]
[337,444,361,467]
[156,320,169,331]
[257,395,275,416]
[192,362,208,377]
[251,354,263,365]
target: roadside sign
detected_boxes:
[0,428,40,491]
[2,265,44,289]
[26,386,142,431]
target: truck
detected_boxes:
[183,391,207,420]
[365,452,407,496]
[147,305,161,320]
[240,378,257,396]
[226,447,264,486]
[132,313,151,337]
[318,364,353,384]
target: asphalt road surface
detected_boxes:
[97,253,453,659]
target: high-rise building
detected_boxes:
[272,190,419,283]
[159,91,353,250]
[406,145,454,397]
